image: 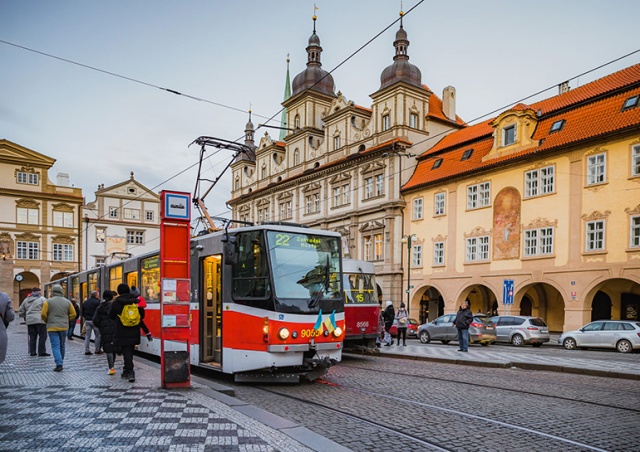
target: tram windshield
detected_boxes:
[343,272,377,305]
[267,231,343,314]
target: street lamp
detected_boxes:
[400,234,417,316]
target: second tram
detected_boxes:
[342,259,380,350]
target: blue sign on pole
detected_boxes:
[503,279,514,305]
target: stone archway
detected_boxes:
[457,284,498,315]
[584,278,640,323]
[591,291,612,321]
[415,286,444,324]
[14,271,40,307]
[514,282,565,332]
[520,296,533,316]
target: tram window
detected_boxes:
[141,255,160,303]
[232,231,271,299]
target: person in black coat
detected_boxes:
[454,300,474,352]
[93,290,118,375]
[382,300,395,346]
[109,284,145,382]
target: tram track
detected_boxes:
[339,361,640,414]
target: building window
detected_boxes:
[305,193,320,214]
[126,230,145,245]
[279,201,292,220]
[465,236,490,262]
[587,153,606,185]
[432,158,443,170]
[17,207,39,225]
[502,124,516,146]
[525,165,555,198]
[17,241,39,260]
[524,227,554,257]
[261,165,267,180]
[374,233,383,260]
[364,236,372,261]
[375,174,384,197]
[333,136,340,150]
[549,119,565,133]
[53,211,73,228]
[434,192,446,216]
[586,220,605,252]
[123,208,140,220]
[461,149,473,161]
[467,182,491,209]
[622,95,639,111]
[382,115,390,131]
[258,207,270,223]
[364,176,373,199]
[145,210,154,221]
[433,242,444,266]
[294,114,300,128]
[632,145,640,177]
[53,243,74,262]
[631,216,640,248]
[95,257,105,266]
[342,183,350,205]
[293,149,300,166]
[412,244,422,267]
[17,172,39,185]
[409,113,418,129]
[109,207,119,219]
[413,198,423,220]
[96,227,106,243]
[333,184,350,207]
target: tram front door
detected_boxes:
[201,255,222,366]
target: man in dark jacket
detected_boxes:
[454,300,473,352]
[93,290,118,375]
[382,300,395,346]
[109,284,144,382]
[82,291,102,355]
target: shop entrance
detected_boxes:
[201,255,222,366]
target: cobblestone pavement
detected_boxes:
[0,323,332,452]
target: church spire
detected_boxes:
[279,55,291,141]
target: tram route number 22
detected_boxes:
[274,233,320,249]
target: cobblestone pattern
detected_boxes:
[0,325,311,452]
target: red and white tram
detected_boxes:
[45,223,345,382]
[342,259,381,350]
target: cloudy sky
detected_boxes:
[1,1,639,224]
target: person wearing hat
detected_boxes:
[18,287,50,357]
[382,300,395,346]
[41,284,76,371]
[109,283,145,382]
[395,302,409,346]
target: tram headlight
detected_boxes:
[333,326,343,338]
[291,331,298,339]
[278,327,290,340]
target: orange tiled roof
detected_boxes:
[423,84,466,126]
[403,63,640,192]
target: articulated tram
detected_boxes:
[342,259,381,350]
[45,223,345,382]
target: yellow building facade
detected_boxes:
[402,65,640,332]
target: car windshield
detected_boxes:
[408,319,418,325]
[529,318,547,327]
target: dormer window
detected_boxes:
[382,115,390,131]
[549,119,565,133]
[461,149,473,161]
[432,158,443,170]
[409,113,418,129]
[622,95,639,111]
[333,135,341,150]
[502,124,516,146]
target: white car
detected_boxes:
[558,320,640,353]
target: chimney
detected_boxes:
[443,86,456,121]
[558,81,570,94]
[56,172,70,187]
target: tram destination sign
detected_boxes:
[161,192,191,221]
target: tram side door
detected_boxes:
[201,255,222,366]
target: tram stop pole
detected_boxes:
[159,191,192,389]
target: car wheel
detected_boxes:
[563,337,577,350]
[480,342,489,346]
[441,340,450,345]
[617,339,632,353]
[419,331,431,344]
[511,334,524,347]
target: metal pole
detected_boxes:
[406,235,411,316]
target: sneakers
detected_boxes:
[85,351,93,355]
[53,365,63,372]
[108,368,116,375]
[30,353,37,356]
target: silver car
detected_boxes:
[558,320,640,353]
[491,315,550,347]
[418,314,496,346]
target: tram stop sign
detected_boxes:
[502,279,514,305]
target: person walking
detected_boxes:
[395,302,409,346]
[382,300,395,347]
[41,284,76,371]
[93,290,118,375]
[17,287,50,356]
[454,300,473,352]
[109,284,145,382]
[130,286,152,343]
[68,297,80,340]
[82,291,102,355]
[0,292,15,366]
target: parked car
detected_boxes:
[389,318,419,338]
[558,320,640,353]
[490,315,550,347]
[417,314,496,346]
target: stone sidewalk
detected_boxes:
[0,323,350,452]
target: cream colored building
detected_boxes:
[228,17,464,303]
[0,139,83,308]
[402,64,640,332]
[82,172,160,270]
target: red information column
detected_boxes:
[159,191,192,389]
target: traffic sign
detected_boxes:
[502,279,514,305]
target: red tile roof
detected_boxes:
[403,64,640,192]
[423,84,466,126]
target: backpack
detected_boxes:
[118,303,140,327]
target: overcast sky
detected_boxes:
[1,1,639,224]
